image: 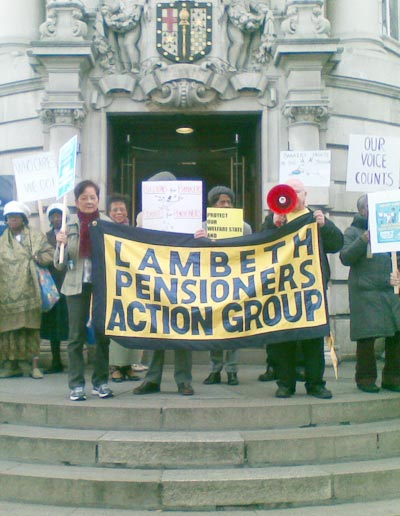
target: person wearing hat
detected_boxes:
[0,201,54,379]
[196,185,252,386]
[40,203,70,374]
[133,172,194,396]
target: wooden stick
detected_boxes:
[391,251,399,294]
[58,195,68,263]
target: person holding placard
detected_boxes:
[196,185,252,386]
[0,201,54,379]
[55,180,113,401]
[133,171,194,396]
[340,194,400,393]
[41,203,70,374]
[265,178,343,399]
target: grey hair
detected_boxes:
[357,194,368,213]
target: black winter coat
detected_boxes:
[339,214,400,341]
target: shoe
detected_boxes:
[227,372,239,385]
[92,384,114,398]
[30,367,44,379]
[307,385,332,399]
[123,368,141,381]
[275,386,293,398]
[69,386,86,401]
[44,363,64,374]
[258,367,276,382]
[381,383,400,392]
[111,369,124,383]
[357,383,380,393]
[177,382,194,396]
[203,372,221,385]
[133,382,160,395]
[132,363,148,372]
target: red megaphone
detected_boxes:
[267,184,298,214]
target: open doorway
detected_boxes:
[107,113,261,230]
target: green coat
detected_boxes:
[0,226,54,332]
[339,214,400,341]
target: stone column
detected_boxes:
[31,0,93,191]
[326,0,382,44]
[0,0,44,46]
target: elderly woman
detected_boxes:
[0,201,54,379]
[55,180,113,401]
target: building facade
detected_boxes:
[0,0,399,357]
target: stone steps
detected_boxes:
[0,419,400,468]
[0,457,399,510]
[0,363,399,511]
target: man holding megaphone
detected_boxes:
[264,178,343,399]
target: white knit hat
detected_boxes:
[46,202,69,219]
[3,200,31,219]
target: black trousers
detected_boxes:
[268,337,325,392]
[356,334,400,386]
[66,283,110,390]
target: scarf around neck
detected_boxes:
[77,210,99,258]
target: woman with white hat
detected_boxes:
[0,201,54,379]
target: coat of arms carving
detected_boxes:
[156,1,212,63]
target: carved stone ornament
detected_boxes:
[281,1,330,38]
[282,104,329,124]
[40,1,88,40]
[39,107,87,128]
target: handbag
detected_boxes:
[35,265,60,312]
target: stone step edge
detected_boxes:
[1,395,400,431]
[0,418,400,468]
[1,497,400,516]
[0,457,399,510]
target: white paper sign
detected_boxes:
[142,180,202,233]
[12,152,57,202]
[57,135,78,199]
[368,189,400,253]
[280,150,331,187]
[346,134,400,192]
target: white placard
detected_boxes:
[368,189,400,253]
[280,150,331,187]
[12,152,57,202]
[57,135,78,199]
[142,180,202,233]
[346,134,400,192]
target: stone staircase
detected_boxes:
[0,362,399,513]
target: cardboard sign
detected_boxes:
[57,135,78,199]
[206,207,244,239]
[346,135,400,192]
[280,150,331,187]
[13,152,57,202]
[368,189,400,253]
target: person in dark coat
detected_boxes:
[266,178,344,399]
[40,203,69,373]
[340,194,400,393]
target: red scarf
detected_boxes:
[77,210,99,258]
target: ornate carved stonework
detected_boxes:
[282,104,329,124]
[40,1,88,40]
[39,107,87,128]
[281,1,330,38]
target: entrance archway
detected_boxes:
[108,113,261,229]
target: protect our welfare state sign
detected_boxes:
[12,152,57,202]
[346,134,400,192]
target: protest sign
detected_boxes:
[206,207,244,239]
[280,150,331,187]
[90,212,330,350]
[12,152,57,202]
[57,135,78,199]
[368,189,400,254]
[346,135,400,192]
[141,180,202,233]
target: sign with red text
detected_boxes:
[346,134,400,192]
[142,180,202,233]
